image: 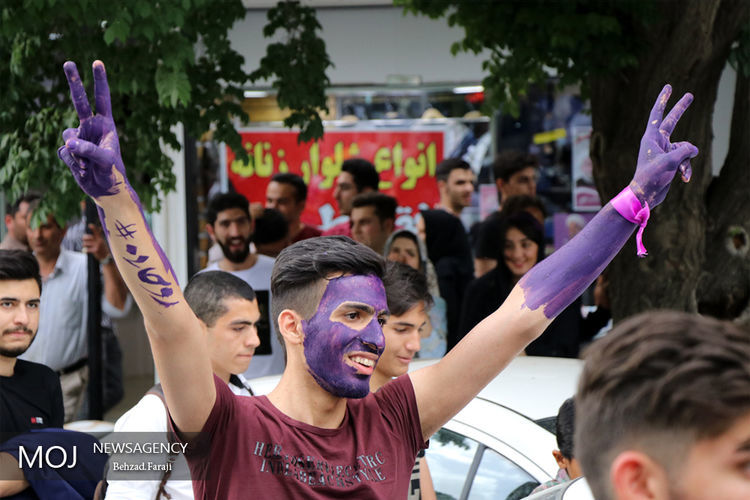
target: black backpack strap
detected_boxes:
[146,383,177,500]
[229,374,254,396]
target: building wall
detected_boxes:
[229,5,489,86]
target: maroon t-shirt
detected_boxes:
[292,224,323,243]
[178,374,426,499]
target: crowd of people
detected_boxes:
[3,59,747,500]
[224,150,613,361]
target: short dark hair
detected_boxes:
[492,150,539,182]
[502,195,547,220]
[6,193,41,216]
[0,250,42,293]
[341,158,379,192]
[271,236,385,332]
[184,271,256,327]
[576,311,750,500]
[435,158,471,182]
[382,261,433,317]
[252,208,289,245]
[270,173,307,203]
[206,192,250,226]
[556,398,575,460]
[351,192,397,223]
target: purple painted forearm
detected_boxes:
[520,204,635,318]
[520,84,700,319]
[59,60,180,307]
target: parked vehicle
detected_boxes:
[524,477,594,500]
[411,356,583,499]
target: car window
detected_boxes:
[467,447,538,500]
[428,428,479,499]
[428,428,540,500]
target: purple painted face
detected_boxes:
[302,274,388,398]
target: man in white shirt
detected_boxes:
[19,200,130,421]
[105,270,260,500]
[203,192,284,377]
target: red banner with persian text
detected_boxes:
[226,129,445,230]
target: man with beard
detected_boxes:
[57,61,698,498]
[204,192,284,377]
[0,250,108,498]
[0,250,63,438]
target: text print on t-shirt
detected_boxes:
[254,441,387,488]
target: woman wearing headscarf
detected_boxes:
[384,229,447,358]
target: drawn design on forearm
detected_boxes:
[58,61,182,309]
[114,220,137,239]
[114,232,179,308]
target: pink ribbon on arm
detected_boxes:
[611,187,650,257]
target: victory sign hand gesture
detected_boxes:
[57,60,128,200]
[629,84,699,208]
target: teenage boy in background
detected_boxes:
[373,261,436,500]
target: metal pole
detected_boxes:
[85,199,103,420]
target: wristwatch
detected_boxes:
[100,255,113,265]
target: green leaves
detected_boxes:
[0,0,250,223]
[9,34,40,76]
[104,18,130,45]
[398,0,654,117]
[729,22,750,77]
[1,0,336,222]
[155,65,192,108]
[250,0,333,143]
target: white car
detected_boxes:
[524,477,594,500]
[412,356,585,499]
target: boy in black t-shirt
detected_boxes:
[0,250,65,497]
[0,250,64,440]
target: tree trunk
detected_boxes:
[587,0,749,322]
[697,68,750,326]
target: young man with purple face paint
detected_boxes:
[56,60,698,499]
[301,273,387,398]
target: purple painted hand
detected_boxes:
[57,61,127,199]
[629,84,699,207]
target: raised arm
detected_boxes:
[56,61,215,433]
[411,85,699,439]
[83,223,129,311]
